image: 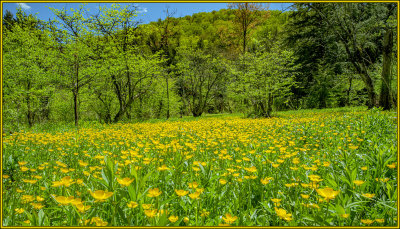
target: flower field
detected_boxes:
[2,108,398,226]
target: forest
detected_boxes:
[2,2,397,131]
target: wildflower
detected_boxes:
[340,213,350,218]
[52,176,75,187]
[316,187,340,201]
[3,175,10,179]
[76,203,91,213]
[201,209,210,217]
[353,180,364,186]
[184,217,189,223]
[189,192,201,200]
[147,188,162,197]
[175,189,189,197]
[127,201,138,208]
[117,177,134,187]
[386,163,396,169]
[20,166,29,172]
[375,219,384,223]
[54,195,75,205]
[36,196,44,202]
[169,215,179,223]
[222,213,238,224]
[362,193,375,199]
[361,219,374,225]
[90,190,113,201]
[144,209,158,218]
[188,182,199,189]
[274,207,293,221]
[219,179,227,185]
[300,194,310,199]
[31,203,44,210]
[142,204,153,210]
[361,166,368,170]
[23,220,30,224]
[157,165,170,171]
[15,208,24,214]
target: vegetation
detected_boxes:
[1,2,398,227]
[2,3,397,130]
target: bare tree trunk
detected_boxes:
[379,28,393,110]
[74,54,79,127]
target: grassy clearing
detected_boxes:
[2,108,397,226]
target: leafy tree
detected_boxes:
[176,40,228,117]
[3,8,56,128]
[88,4,164,122]
[227,3,269,53]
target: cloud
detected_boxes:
[16,3,31,10]
[139,7,148,13]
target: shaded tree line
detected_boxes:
[2,3,397,131]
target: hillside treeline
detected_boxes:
[2,3,397,131]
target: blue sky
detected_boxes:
[3,2,293,24]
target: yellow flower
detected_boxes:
[52,176,75,187]
[147,188,162,197]
[222,213,238,224]
[219,179,227,185]
[18,161,28,166]
[117,177,134,186]
[353,180,364,186]
[168,215,179,223]
[127,201,138,208]
[54,195,75,205]
[30,202,44,210]
[340,213,350,218]
[292,158,300,164]
[20,166,29,172]
[90,190,113,201]
[316,187,340,201]
[142,204,153,209]
[375,219,384,223]
[157,164,170,171]
[76,203,91,213]
[23,220,30,224]
[361,166,368,170]
[274,207,293,221]
[36,196,44,202]
[300,194,310,199]
[362,193,375,199]
[3,175,10,179]
[361,219,374,225]
[189,191,201,200]
[188,182,199,189]
[175,189,189,197]
[244,166,257,173]
[144,209,158,218]
[387,163,396,169]
[184,217,189,223]
[15,208,24,214]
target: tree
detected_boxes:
[232,44,297,117]
[49,4,96,126]
[298,3,397,109]
[3,8,56,128]
[227,3,269,53]
[176,41,228,117]
[88,4,164,122]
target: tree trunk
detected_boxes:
[26,81,33,127]
[266,93,273,118]
[379,28,393,110]
[166,74,170,119]
[74,54,79,127]
[346,76,353,106]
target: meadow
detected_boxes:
[2,108,397,226]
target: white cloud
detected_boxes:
[16,3,31,10]
[139,7,148,13]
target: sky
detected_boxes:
[2,2,293,24]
